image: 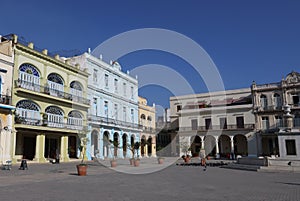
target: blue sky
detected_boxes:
[1,0,300,109]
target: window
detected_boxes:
[293,95,300,106]
[236,116,244,129]
[260,95,268,109]
[131,109,134,123]
[262,116,269,130]
[104,74,109,88]
[205,118,212,130]
[114,79,118,93]
[275,116,283,127]
[114,104,118,120]
[93,69,98,83]
[176,105,182,112]
[104,101,108,116]
[286,140,296,155]
[123,107,126,121]
[191,119,198,130]
[123,83,126,96]
[294,115,300,127]
[219,117,227,129]
[93,98,97,116]
[131,86,134,99]
[273,93,281,109]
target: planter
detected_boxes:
[76,164,87,176]
[129,158,134,165]
[134,159,140,167]
[110,160,117,168]
[158,158,164,164]
[184,157,191,163]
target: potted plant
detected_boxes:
[76,136,88,176]
[157,157,164,164]
[133,142,141,167]
[180,141,191,163]
[108,139,120,168]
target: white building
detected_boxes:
[71,53,140,159]
[170,88,256,158]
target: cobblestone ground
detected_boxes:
[0,158,300,201]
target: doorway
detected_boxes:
[23,137,36,160]
[44,138,59,159]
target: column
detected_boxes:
[152,136,157,157]
[230,136,235,159]
[136,135,141,158]
[34,134,46,163]
[145,144,148,157]
[60,136,70,162]
[200,136,205,149]
[99,131,104,159]
[107,132,113,159]
[118,134,124,159]
[188,136,192,155]
[214,136,219,158]
[125,135,131,158]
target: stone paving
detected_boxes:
[0,157,300,201]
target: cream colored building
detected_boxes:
[138,96,156,157]
[252,71,300,158]
[0,36,15,164]
[170,88,256,158]
[4,34,90,163]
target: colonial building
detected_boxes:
[0,35,15,164]
[6,34,90,163]
[170,88,256,158]
[138,96,156,157]
[251,71,300,158]
[70,53,140,160]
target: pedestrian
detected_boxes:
[199,150,207,171]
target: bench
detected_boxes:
[2,160,12,170]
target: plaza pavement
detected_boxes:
[0,157,300,201]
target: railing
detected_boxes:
[179,124,255,131]
[88,115,140,129]
[15,79,90,105]
[0,95,12,105]
[139,125,156,133]
[255,82,281,89]
[256,105,282,112]
[14,116,85,130]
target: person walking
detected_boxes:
[199,149,207,171]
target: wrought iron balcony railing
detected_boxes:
[88,115,140,129]
[15,79,90,105]
[179,124,255,132]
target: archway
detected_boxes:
[122,134,127,157]
[113,132,119,157]
[204,135,216,156]
[191,135,201,157]
[234,134,248,156]
[91,130,99,158]
[147,136,152,156]
[141,135,146,157]
[218,135,231,159]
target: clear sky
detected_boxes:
[1,0,300,109]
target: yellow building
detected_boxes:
[7,34,90,163]
[138,96,156,157]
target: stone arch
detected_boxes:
[91,130,99,158]
[234,134,248,156]
[18,63,41,85]
[147,136,152,156]
[113,132,119,157]
[103,130,110,158]
[16,99,41,121]
[122,133,128,157]
[70,81,83,97]
[191,135,202,156]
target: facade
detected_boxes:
[70,53,140,160]
[0,36,15,164]
[171,88,256,158]
[7,34,90,163]
[251,71,300,158]
[138,96,156,157]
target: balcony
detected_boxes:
[15,79,90,106]
[0,95,12,105]
[14,116,86,131]
[255,105,282,112]
[179,124,255,132]
[88,115,140,129]
[139,125,156,133]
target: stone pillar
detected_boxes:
[107,132,113,159]
[34,134,46,163]
[145,144,148,157]
[230,136,235,159]
[99,131,104,159]
[152,136,157,157]
[136,136,141,158]
[200,136,205,149]
[118,134,124,159]
[60,136,70,162]
[126,135,131,158]
[214,136,219,158]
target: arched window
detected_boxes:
[67,110,83,130]
[260,95,268,109]
[47,73,64,96]
[18,63,40,91]
[273,93,281,109]
[70,81,83,97]
[45,106,64,128]
[16,100,40,121]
